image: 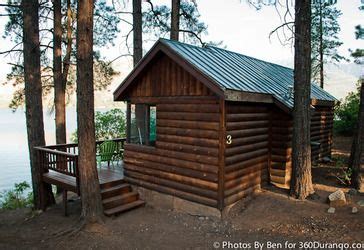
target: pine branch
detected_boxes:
[108,54,132,65]
[0,4,21,8]
[145,0,163,25]
[269,21,294,40]
[119,18,133,26]
[40,44,53,50]
[0,42,22,56]
[7,63,23,68]
[114,11,132,15]
[0,49,22,55]
[0,14,18,17]
[179,29,205,46]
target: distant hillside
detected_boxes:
[0,61,131,110]
[324,63,362,100]
[0,62,362,109]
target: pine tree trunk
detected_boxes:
[62,0,73,86]
[290,0,315,200]
[319,1,324,89]
[349,79,364,192]
[133,0,142,67]
[170,0,180,41]
[54,0,66,194]
[76,0,104,223]
[54,0,66,147]
[22,0,55,210]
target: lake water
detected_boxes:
[0,108,78,192]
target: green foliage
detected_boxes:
[0,182,33,210]
[2,0,120,111]
[94,109,126,140]
[351,3,364,64]
[334,87,360,135]
[72,108,126,142]
[336,167,352,186]
[311,0,345,82]
[142,0,220,46]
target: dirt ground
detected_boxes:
[0,136,363,250]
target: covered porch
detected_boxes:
[35,138,144,216]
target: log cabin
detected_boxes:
[113,38,337,215]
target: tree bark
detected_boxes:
[170,0,180,41]
[53,0,67,194]
[76,0,104,223]
[319,0,324,89]
[22,0,55,210]
[349,79,364,192]
[54,0,66,147]
[62,0,73,86]
[290,0,315,199]
[133,0,142,67]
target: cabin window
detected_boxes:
[128,103,156,146]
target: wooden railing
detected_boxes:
[43,138,126,155]
[36,147,79,176]
[35,138,126,192]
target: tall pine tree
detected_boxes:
[349,3,364,192]
[170,0,180,40]
[311,0,344,89]
[290,0,315,199]
[22,0,55,209]
[76,0,104,224]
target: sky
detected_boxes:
[0,0,363,107]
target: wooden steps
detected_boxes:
[100,180,145,216]
[104,200,145,216]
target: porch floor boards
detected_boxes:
[98,166,124,185]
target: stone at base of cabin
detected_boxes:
[328,189,346,207]
[352,207,358,214]
[133,185,221,218]
[357,200,364,207]
[327,207,335,214]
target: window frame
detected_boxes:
[126,101,156,147]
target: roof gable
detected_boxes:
[113,41,224,100]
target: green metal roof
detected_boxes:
[160,38,337,108]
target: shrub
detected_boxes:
[334,88,360,136]
[71,108,126,142]
[0,182,33,210]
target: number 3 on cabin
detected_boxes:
[226,135,232,145]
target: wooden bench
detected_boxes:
[43,171,79,216]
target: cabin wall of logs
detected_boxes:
[269,107,293,189]
[310,105,334,162]
[123,97,221,208]
[267,104,334,189]
[224,102,270,206]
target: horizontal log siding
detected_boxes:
[124,98,221,208]
[125,54,215,98]
[310,105,334,162]
[270,107,292,189]
[224,102,270,206]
